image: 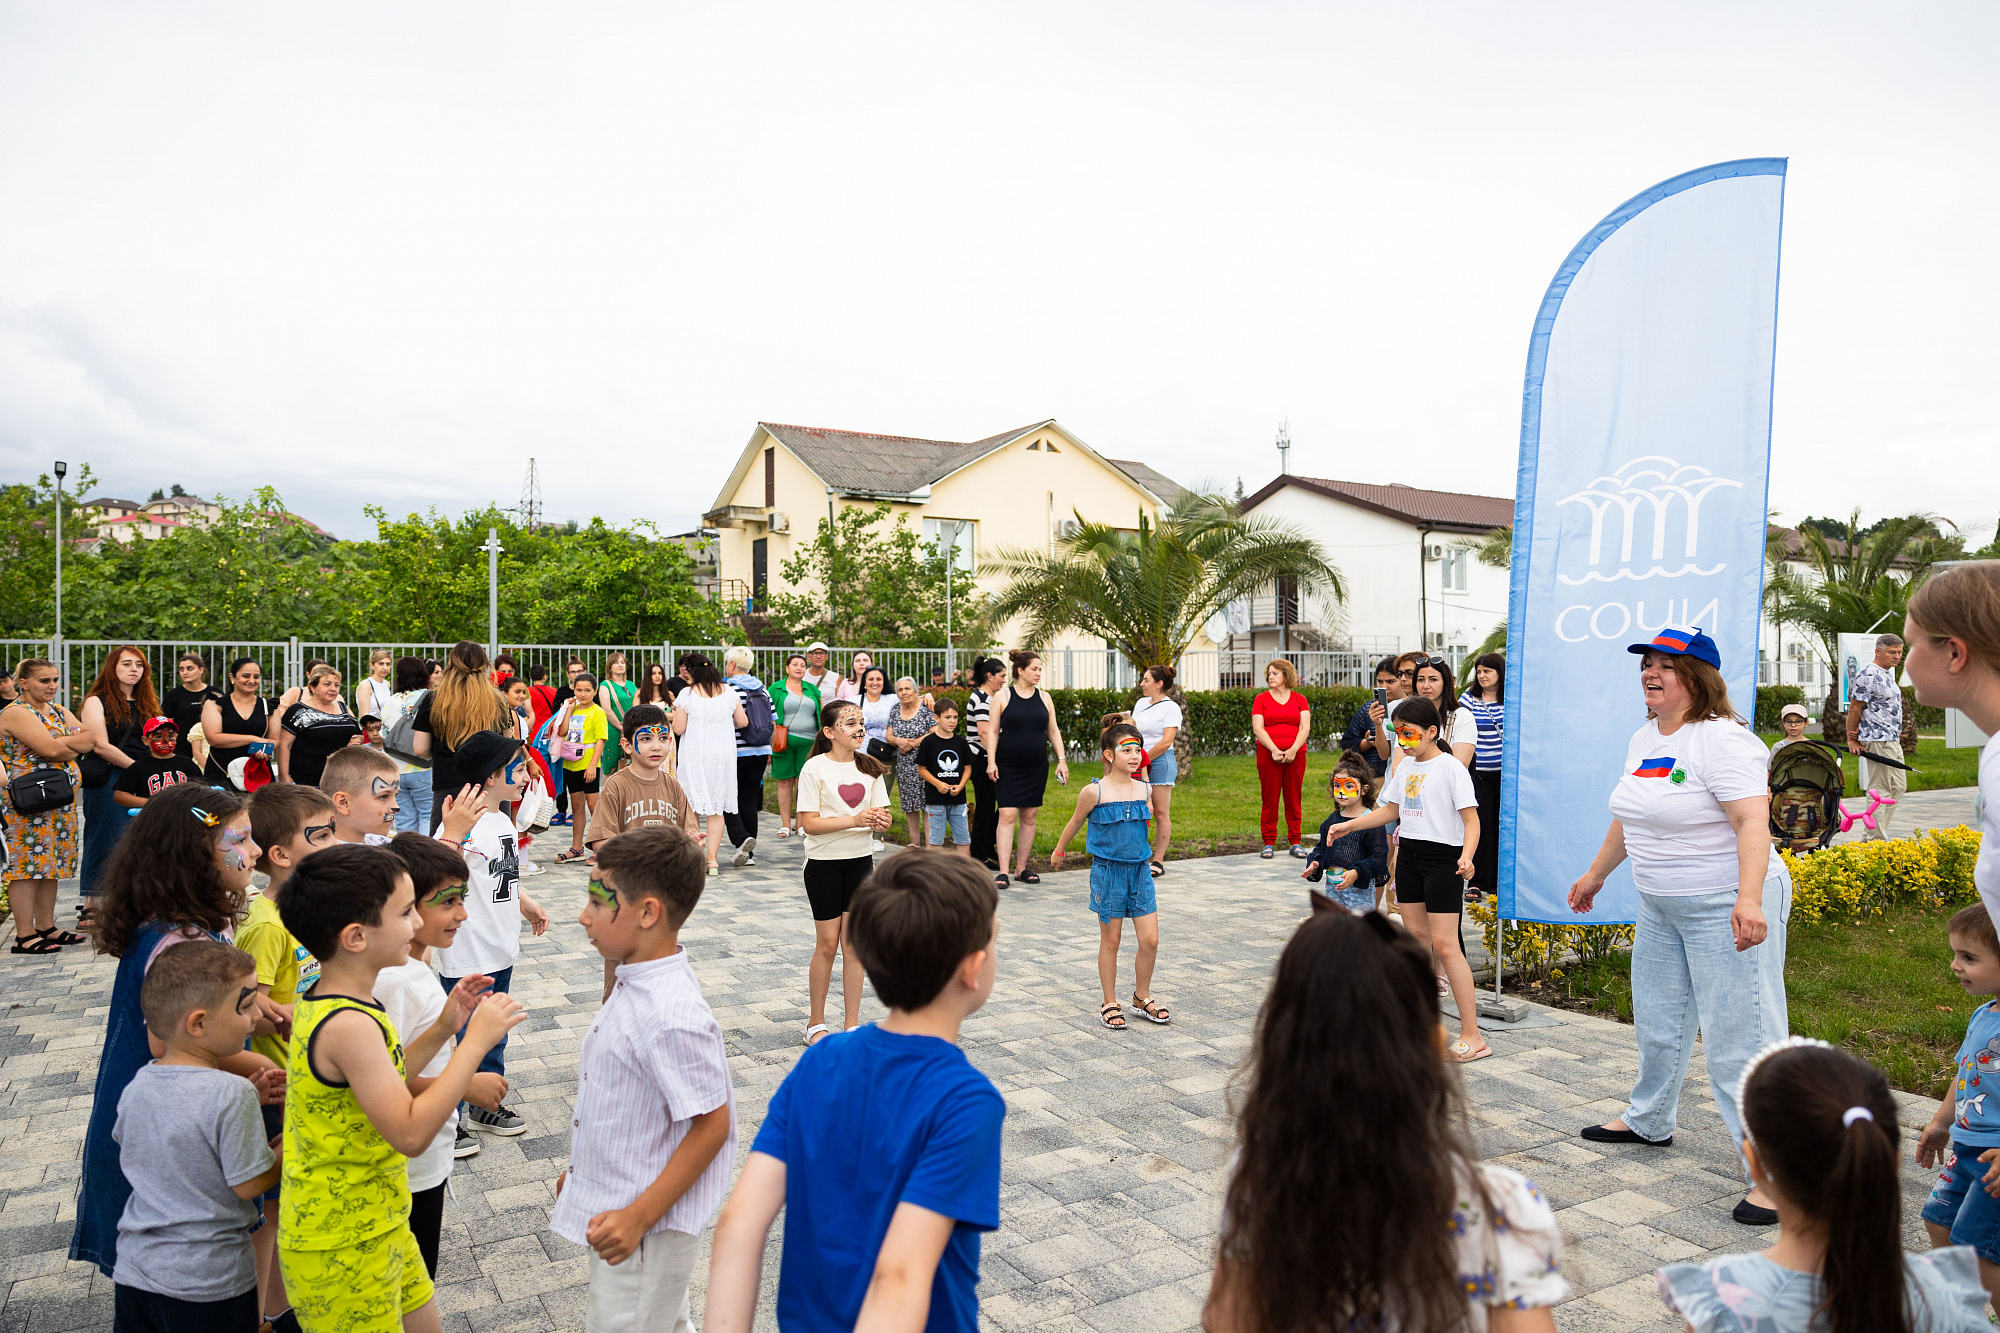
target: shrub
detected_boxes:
[1783,825,1981,923]
[1465,899,1634,988]
[1753,684,1805,731]
[1036,686,1369,757]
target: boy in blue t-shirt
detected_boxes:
[708,854,1004,1333]
[1919,902,2000,1280]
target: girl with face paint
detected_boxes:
[1301,755,1390,914]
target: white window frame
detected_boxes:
[924,517,977,574]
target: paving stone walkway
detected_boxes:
[0,821,1968,1332]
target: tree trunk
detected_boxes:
[1167,684,1193,781]
[1820,685,1845,748]
[1900,690,1919,758]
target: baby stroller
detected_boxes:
[1769,739,1845,854]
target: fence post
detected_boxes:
[288,637,300,693]
[54,635,67,703]
[663,642,673,671]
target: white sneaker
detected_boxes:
[1437,976,1451,998]
[870,839,886,853]
[732,837,756,868]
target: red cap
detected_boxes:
[141,716,178,737]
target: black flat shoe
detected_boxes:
[1732,1197,1778,1227]
[1579,1123,1672,1147]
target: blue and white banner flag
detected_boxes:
[1500,160,1786,924]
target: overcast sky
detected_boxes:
[1,3,1992,544]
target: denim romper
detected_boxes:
[1085,780,1155,923]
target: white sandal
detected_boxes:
[804,1023,830,1047]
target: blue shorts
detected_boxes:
[1089,859,1157,923]
[925,804,970,844]
[1921,1140,2000,1263]
[1147,752,1177,787]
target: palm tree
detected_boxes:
[984,493,1345,673]
[1765,511,1951,741]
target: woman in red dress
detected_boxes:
[1250,658,1311,858]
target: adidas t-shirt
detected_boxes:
[1608,717,1777,896]
[916,733,972,807]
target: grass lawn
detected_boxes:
[1548,900,1972,1097]
[1753,733,1979,795]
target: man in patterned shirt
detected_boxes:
[1845,633,1907,839]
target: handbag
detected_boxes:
[77,752,114,789]
[8,765,76,815]
[770,722,788,754]
[866,738,897,764]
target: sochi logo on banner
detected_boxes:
[1500,159,1785,925]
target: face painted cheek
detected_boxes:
[223,848,248,871]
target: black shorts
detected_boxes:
[566,770,601,794]
[1394,837,1466,914]
[115,1283,258,1333]
[804,856,873,921]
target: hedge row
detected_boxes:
[914,686,1373,758]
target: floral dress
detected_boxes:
[891,703,937,813]
[1,700,82,880]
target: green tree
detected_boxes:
[765,504,996,650]
[985,493,1344,671]
[0,465,97,636]
[1765,511,1952,665]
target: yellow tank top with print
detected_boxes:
[280,989,410,1249]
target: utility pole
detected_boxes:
[53,461,66,691]
[1275,419,1291,476]
[937,519,966,680]
[483,528,503,660]
[825,486,838,642]
[517,458,542,530]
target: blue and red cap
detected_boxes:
[1627,625,1721,669]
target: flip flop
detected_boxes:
[1149,860,1165,878]
[1447,1039,1493,1064]
[804,1023,830,1047]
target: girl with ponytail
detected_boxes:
[1657,1038,1989,1332]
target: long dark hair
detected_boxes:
[1218,910,1504,1333]
[636,661,674,706]
[1470,651,1505,705]
[806,699,885,777]
[681,653,724,691]
[93,784,249,959]
[1742,1042,1911,1333]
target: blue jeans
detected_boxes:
[1623,865,1792,1181]
[1922,1140,2000,1263]
[438,965,513,1081]
[79,781,128,898]
[925,804,970,845]
[395,770,433,834]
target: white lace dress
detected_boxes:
[675,687,739,817]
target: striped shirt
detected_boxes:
[965,688,992,757]
[1459,693,1504,773]
[548,948,736,1245]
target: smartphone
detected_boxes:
[1373,687,1388,708]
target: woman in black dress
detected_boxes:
[278,664,362,787]
[201,657,277,789]
[984,650,1069,889]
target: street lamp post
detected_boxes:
[482,528,503,660]
[937,519,966,681]
[53,462,67,687]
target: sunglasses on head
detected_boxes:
[1412,655,1449,669]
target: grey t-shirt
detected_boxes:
[112,1063,273,1300]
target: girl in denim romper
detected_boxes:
[1051,724,1169,1031]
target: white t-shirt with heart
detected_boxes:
[797,752,891,861]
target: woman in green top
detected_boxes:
[597,651,638,773]
[768,652,822,838]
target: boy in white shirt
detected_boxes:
[381,834,511,1246]
[431,731,550,1140]
[556,825,734,1333]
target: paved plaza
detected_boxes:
[0,817,1969,1332]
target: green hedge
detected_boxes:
[959,686,1370,758]
[1753,684,1804,731]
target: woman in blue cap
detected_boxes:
[1566,625,1791,1228]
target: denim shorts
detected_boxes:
[1147,752,1177,787]
[925,804,970,844]
[1921,1140,2000,1263]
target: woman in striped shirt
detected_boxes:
[1458,652,1505,898]
[963,657,1005,868]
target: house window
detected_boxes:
[923,518,976,574]
[1442,549,1469,592]
[1026,442,1040,451]
[764,448,775,508]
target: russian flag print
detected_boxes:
[1647,628,1697,654]
[1632,756,1677,778]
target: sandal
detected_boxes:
[11,929,61,955]
[74,906,95,927]
[553,849,587,863]
[1447,1039,1493,1064]
[48,929,84,946]
[1149,860,1165,878]
[1098,1002,1127,1030]
[1017,871,1040,884]
[1260,845,1275,859]
[1130,994,1171,1025]
[994,874,1010,890]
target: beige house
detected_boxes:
[703,419,1186,653]
[80,493,226,544]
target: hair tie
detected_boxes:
[1842,1106,1875,1128]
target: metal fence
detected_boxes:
[7,638,1384,710]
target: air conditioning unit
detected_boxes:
[1426,632,1446,650]
[768,512,789,534]
[1424,543,1447,561]
[1057,519,1081,540]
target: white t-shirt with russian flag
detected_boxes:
[1607,717,1778,896]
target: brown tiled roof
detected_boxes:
[760,421,1041,496]
[1245,475,1513,531]
[1108,460,1184,507]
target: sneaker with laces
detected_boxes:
[464,1103,526,1136]
[453,1125,481,1158]
[732,837,756,868]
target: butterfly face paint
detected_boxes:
[1394,724,1428,751]
[219,823,252,872]
[1331,776,1363,801]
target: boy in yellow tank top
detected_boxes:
[276,842,526,1333]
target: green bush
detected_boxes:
[1753,684,1805,731]
[1036,686,1370,757]
[1904,686,1946,730]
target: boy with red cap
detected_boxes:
[113,718,209,809]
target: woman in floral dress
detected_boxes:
[888,677,937,847]
[1,659,94,953]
